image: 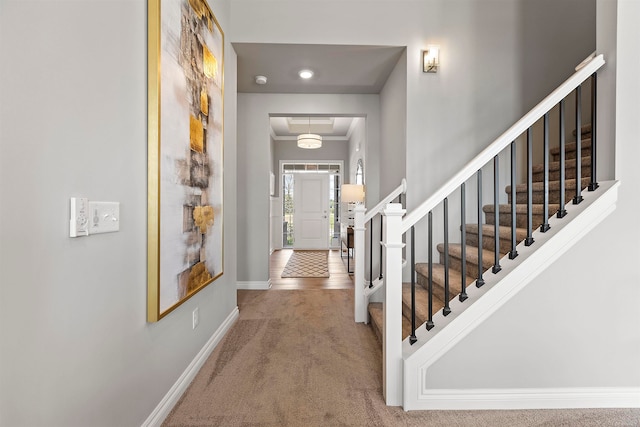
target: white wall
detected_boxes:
[0,1,238,425]
[423,0,640,391]
[237,93,380,282]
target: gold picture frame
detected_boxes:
[147,0,224,322]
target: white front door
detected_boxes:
[294,174,329,249]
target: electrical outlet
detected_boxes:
[192,307,199,329]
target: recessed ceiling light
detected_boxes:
[299,69,314,79]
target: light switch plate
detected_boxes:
[70,197,89,237]
[88,201,120,234]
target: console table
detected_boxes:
[340,224,354,274]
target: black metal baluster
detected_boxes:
[443,198,451,316]
[558,99,568,218]
[541,112,551,232]
[525,128,535,246]
[426,211,434,330]
[476,170,485,288]
[574,85,584,205]
[379,216,383,280]
[410,226,417,344]
[460,183,468,302]
[589,72,599,192]
[368,219,373,288]
[509,141,518,259]
[492,156,501,273]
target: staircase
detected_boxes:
[367,125,594,342]
[352,53,624,409]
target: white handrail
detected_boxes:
[364,178,407,223]
[401,54,605,234]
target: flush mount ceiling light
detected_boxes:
[298,69,314,79]
[297,116,322,149]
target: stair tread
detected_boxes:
[464,223,528,241]
[402,283,444,325]
[549,139,592,156]
[483,203,560,214]
[436,243,495,269]
[414,263,476,288]
[505,177,590,193]
[572,123,592,136]
[532,155,591,174]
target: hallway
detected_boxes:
[269,249,354,290]
[163,286,640,426]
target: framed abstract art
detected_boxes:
[147,0,224,321]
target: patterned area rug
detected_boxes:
[281,250,330,278]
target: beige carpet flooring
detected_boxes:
[281,250,330,278]
[164,289,640,426]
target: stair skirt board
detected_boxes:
[402,387,640,410]
[403,180,620,411]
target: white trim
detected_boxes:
[237,280,272,290]
[363,179,407,223]
[406,387,640,410]
[402,54,605,233]
[142,307,240,427]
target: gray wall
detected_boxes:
[426,0,640,389]
[347,118,366,185]
[0,1,238,425]
[237,93,380,282]
[379,50,407,196]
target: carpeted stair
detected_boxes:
[368,124,593,342]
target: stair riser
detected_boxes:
[371,316,382,343]
[401,300,428,327]
[485,212,547,229]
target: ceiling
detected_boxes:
[234,43,405,94]
[235,43,404,141]
[269,116,357,141]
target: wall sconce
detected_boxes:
[341,184,365,204]
[423,46,439,73]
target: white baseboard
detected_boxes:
[142,307,240,427]
[237,280,272,290]
[406,387,640,410]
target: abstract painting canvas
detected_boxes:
[147,0,224,321]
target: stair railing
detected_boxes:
[353,178,407,323]
[381,54,605,406]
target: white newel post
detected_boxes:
[382,203,405,406]
[354,205,367,323]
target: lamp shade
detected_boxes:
[297,133,322,149]
[341,184,365,204]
